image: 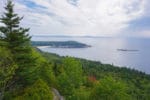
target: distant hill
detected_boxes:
[32,41,91,48]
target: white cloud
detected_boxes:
[0,0,149,36]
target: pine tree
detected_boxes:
[0,0,31,46]
[0,47,17,100]
[0,0,36,86]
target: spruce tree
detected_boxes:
[0,0,36,86]
[0,47,17,100]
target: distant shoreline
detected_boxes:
[32,41,91,48]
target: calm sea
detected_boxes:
[32,36,150,74]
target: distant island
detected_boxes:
[32,41,91,48]
[117,49,139,52]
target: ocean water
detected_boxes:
[32,36,150,74]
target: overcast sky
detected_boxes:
[0,0,150,37]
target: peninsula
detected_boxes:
[32,41,91,48]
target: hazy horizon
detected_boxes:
[0,0,150,37]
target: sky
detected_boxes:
[0,0,150,37]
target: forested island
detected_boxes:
[0,1,150,100]
[32,41,91,48]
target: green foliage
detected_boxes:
[0,0,31,49]
[4,49,55,100]
[41,52,150,100]
[0,1,56,100]
[38,62,57,87]
[0,0,35,86]
[62,57,83,87]
[0,47,17,100]
[90,77,131,100]
[57,57,83,98]
[79,59,150,100]
[14,79,53,100]
[72,86,91,100]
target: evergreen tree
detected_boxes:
[0,47,17,100]
[0,0,35,86]
[57,57,83,98]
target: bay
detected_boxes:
[32,36,150,74]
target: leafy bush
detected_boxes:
[90,77,131,100]
[14,79,53,100]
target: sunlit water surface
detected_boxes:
[32,36,150,74]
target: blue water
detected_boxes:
[32,36,150,74]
